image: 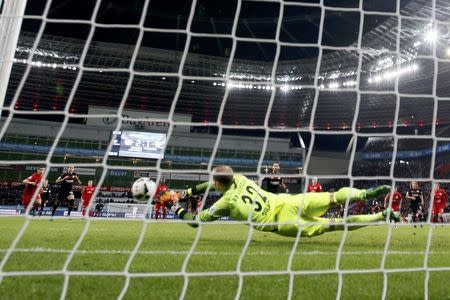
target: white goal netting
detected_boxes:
[1,0,450,298]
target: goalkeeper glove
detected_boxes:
[170,201,182,214]
[179,189,189,200]
[170,202,198,227]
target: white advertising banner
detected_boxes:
[133,171,170,179]
[76,168,97,176]
[199,174,211,181]
[87,106,191,132]
[170,173,200,181]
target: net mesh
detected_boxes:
[1,0,450,298]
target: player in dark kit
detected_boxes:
[262,162,288,194]
[52,165,81,217]
[38,179,51,216]
[405,181,425,225]
[94,200,104,217]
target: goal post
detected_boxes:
[0,0,27,110]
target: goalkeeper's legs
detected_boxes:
[275,203,399,238]
[277,213,385,238]
[334,185,391,205]
[319,208,400,235]
[299,185,391,218]
[319,213,385,234]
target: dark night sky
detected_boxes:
[22,0,415,55]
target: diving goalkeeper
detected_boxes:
[170,165,400,238]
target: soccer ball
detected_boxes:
[131,177,157,201]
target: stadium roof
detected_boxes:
[2,0,450,135]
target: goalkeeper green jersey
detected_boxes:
[194,174,298,232]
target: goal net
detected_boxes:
[1,0,450,298]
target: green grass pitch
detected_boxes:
[0,217,449,299]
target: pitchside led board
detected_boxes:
[109,130,167,159]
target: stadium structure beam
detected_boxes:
[0,0,27,113]
[297,132,306,149]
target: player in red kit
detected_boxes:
[432,183,448,223]
[153,181,169,220]
[384,186,404,224]
[308,177,323,193]
[81,180,96,217]
[22,166,45,215]
[384,186,402,213]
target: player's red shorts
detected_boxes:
[82,199,92,209]
[432,204,445,215]
[154,202,166,211]
[22,194,41,209]
[391,204,400,212]
[22,196,32,209]
[154,202,167,218]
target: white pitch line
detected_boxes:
[1,248,448,256]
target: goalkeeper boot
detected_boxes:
[382,208,401,222]
[362,185,391,200]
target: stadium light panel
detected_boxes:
[329,82,339,89]
[424,29,438,42]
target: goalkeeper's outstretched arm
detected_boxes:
[172,196,230,228]
[184,181,215,197]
